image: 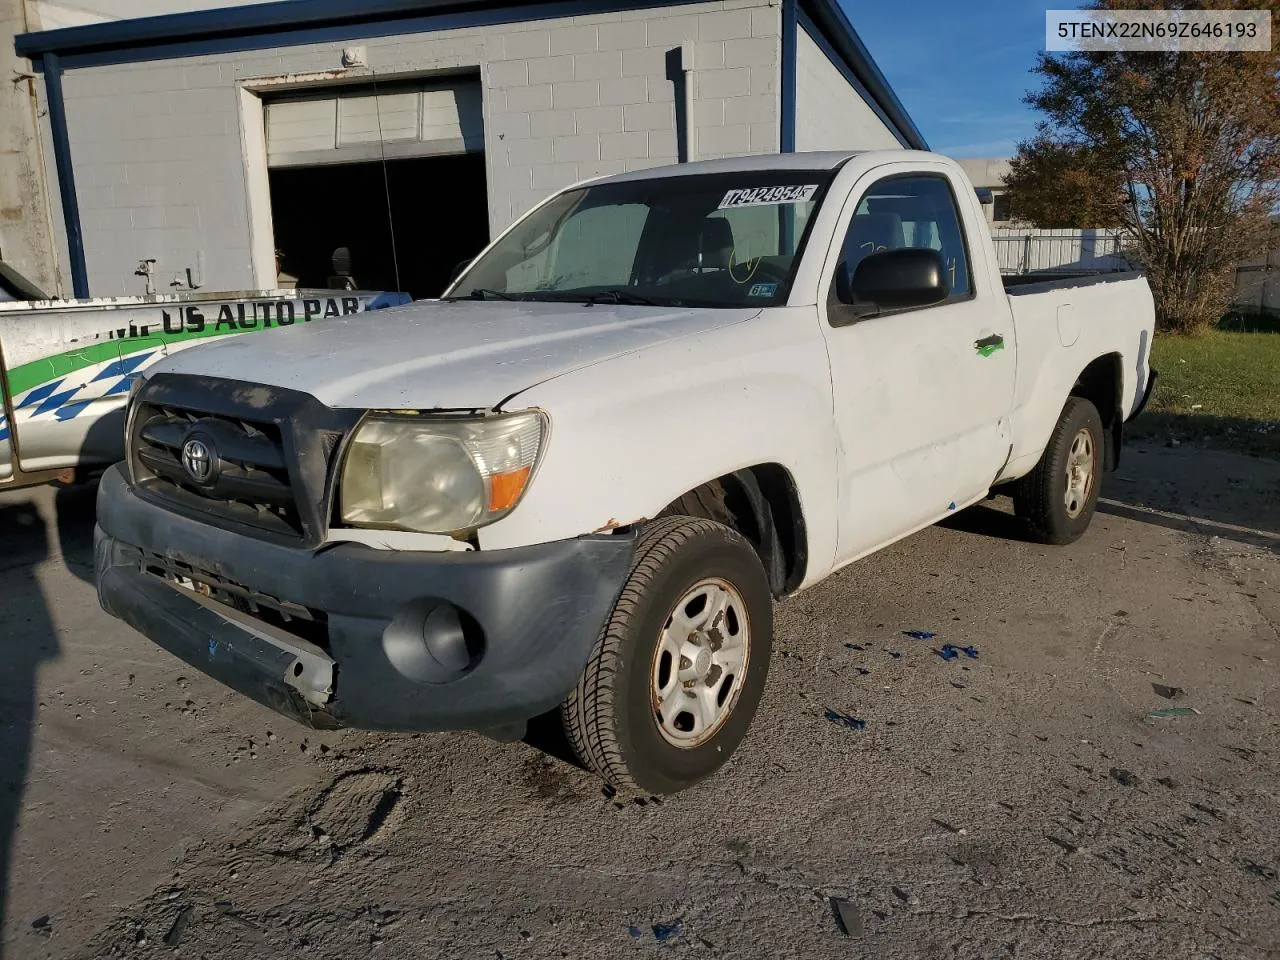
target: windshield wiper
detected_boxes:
[445,288,516,301]
[581,290,661,306]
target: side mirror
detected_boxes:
[840,248,949,313]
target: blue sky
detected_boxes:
[848,0,1050,158]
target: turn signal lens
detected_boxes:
[489,465,532,513]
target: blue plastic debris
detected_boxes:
[843,642,865,651]
[824,709,867,730]
[947,501,957,511]
[961,645,979,659]
[888,650,902,659]
[903,630,936,640]
[628,926,643,939]
[652,920,683,942]
[937,645,959,661]
[856,667,870,675]
[365,292,414,310]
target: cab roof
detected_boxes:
[588,150,944,186]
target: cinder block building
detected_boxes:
[9,0,925,300]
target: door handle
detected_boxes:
[975,334,1005,357]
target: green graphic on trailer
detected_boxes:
[5,296,366,397]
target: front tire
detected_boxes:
[561,516,773,795]
[1013,396,1104,545]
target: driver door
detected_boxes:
[819,166,1016,563]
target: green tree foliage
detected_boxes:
[1004,1,1280,333]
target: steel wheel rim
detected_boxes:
[1064,427,1095,519]
[651,577,750,749]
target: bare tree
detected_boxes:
[1004,0,1280,334]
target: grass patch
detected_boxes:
[1148,331,1280,420]
[1128,330,1280,458]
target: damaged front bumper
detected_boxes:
[95,546,340,727]
[94,464,634,734]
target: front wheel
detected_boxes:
[560,516,773,795]
[1013,396,1104,545]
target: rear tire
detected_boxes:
[561,516,773,795]
[1013,396,1104,545]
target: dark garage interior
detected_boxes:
[269,153,490,300]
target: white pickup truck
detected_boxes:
[95,150,1157,795]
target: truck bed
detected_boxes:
[999,269,1155,484]
[1002,270,1144,294]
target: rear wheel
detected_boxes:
[561,516,773,795]
[1013,396,1104,545]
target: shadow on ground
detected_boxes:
[1129,411,1280,460]
[1100,440,1280,554]
[944,440,1280,556]
[937,498,1034,543]
[52,481,98,584]
[0,477,96,953]
[0,500,58,957]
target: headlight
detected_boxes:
[339,410,546,534]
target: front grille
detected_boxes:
[134,404,302,535]
[129,374,361,546]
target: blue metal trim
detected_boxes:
[57,8,586,70]
[797,0,927,150]
[780,0,797,154]
[15,0,926,153]
[17,0,542,57]
[14,0,925,293]
[42,54,89,298]
[19,0,681,65]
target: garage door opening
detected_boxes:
[269,153,488,299]
[263,77,489,300]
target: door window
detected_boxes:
[835,174,972,304]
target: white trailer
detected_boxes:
[0,288,407,490]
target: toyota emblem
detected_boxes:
[181,437,215,484]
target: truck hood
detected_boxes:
[150,300,759,410]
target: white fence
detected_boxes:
[987,224,1280,321]
[990,227,1131,275]
[1232,225,1280,318]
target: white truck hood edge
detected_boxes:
[149,300,759,410]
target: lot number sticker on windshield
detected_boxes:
[719,184,819,208]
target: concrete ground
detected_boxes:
[1,442,1277,960]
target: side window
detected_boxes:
[835,175,972,304]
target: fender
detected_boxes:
[477,307,839,590]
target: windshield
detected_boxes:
[447,170,835,308]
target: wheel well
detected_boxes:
[1071,353,1123,471]
[658,465,808,598]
